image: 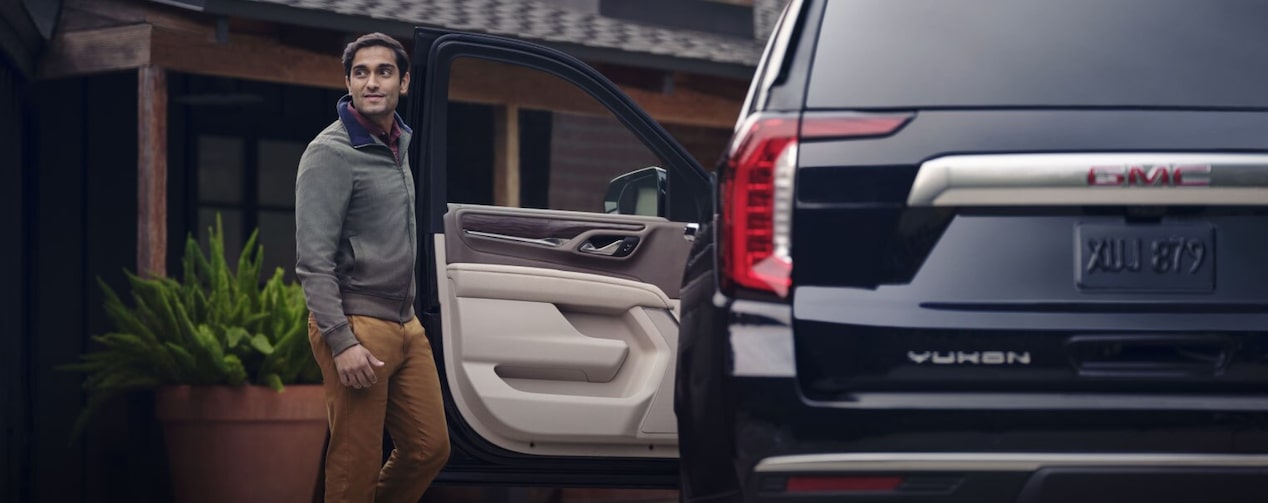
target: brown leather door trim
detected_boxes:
[460,212,644,240]
[445,205,693,298]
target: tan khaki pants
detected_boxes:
[309,314,450,503]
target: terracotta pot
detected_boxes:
[156,385,327,503]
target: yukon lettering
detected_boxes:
[1087,164,1212,186]
[907,351,1032,365]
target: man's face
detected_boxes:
[346,45,409,121]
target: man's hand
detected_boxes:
[333,345,385,389]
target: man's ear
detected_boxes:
[345,75,353,94]
[400,71,411,94]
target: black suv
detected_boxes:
[678,0,1268,501]
[408,1,1268,501]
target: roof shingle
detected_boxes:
[232,0,764,67]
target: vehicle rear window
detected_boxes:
[807,0,1268,109]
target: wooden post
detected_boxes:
[492,104,521,207]
[138,65,167,277]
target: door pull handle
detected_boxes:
[580,236,640,258]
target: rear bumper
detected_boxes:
[707,301,1268,502]
[727,375,1268,502]
[750,453,1268,503]
[756,451,1268,472]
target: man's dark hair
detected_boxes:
[342,33,410,78]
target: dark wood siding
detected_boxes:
[0,51,32,503]
[29,72,172,503]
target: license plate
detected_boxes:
[1076,223,1215,292]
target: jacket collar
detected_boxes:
[336,94,413,149]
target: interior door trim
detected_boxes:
[436,235,680,458]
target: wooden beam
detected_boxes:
[138,65,167,278]
[39,24,151,79]
[61,0,212,34]
[153,30,740,127]
[151,27,344,89]
[492,105,521,207]
[161,28,740,128]
[672,71,750,103]
[624,87,739,129]
[42,21,741,128]
[449,58,739,129]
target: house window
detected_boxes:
[256,140,306,280]
[195,135,306,280]
[196,135,245,262]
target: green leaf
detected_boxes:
[165,342,196,372]
[262,373,284,392]
[225,327,249,349]
[249,333,275,355]
[223,354,247,385]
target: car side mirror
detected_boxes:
[603,167,666,217]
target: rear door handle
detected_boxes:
[579,236,640,258]
[580,240,623,256]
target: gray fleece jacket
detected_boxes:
[295,95,416,355]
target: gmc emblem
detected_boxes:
[1087,165,1212,186]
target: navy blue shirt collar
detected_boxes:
[336,94,412,149]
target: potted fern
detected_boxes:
[64,216,326,503]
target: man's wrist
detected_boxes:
[332,343,360,358]
[325,323,359,356]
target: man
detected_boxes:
[296,32,449,503]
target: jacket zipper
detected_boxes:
[355,140,414,320]
[397,159,415,320]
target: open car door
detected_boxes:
[406,27,714,486]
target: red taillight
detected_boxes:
[720,112,911,297]
[786,475,904,493]
[721,115,797,296]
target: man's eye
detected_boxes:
[379,69,392,77]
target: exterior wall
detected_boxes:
[28,72,171,503]
[547,112,733,213]
[0,52,31,503]
[664,121,736,171]
[0,0,53,499]
[548,112,662,213]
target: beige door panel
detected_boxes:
[459,297,629,383]
[438,233,680,458]
[453,298,670,441]
[449,263,672,312]
[633,307,680,435]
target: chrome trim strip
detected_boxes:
[464,230,564,247]
[908,153,1268,206]
[805,392,1268,411]
[755,452,1268,473]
